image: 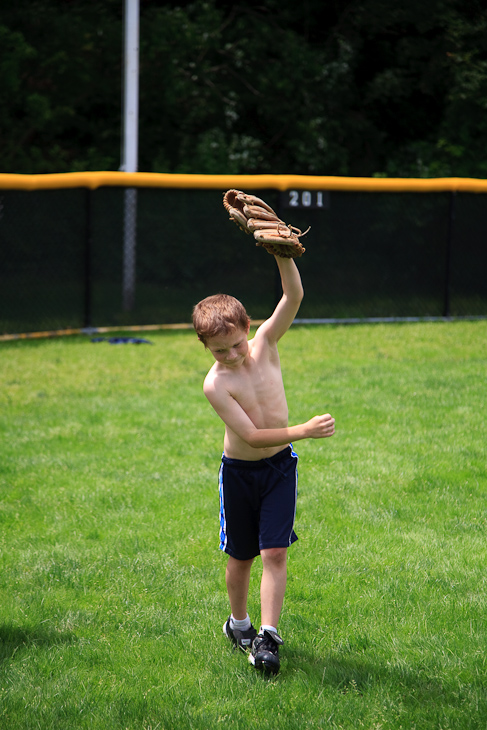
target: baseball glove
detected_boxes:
[222,189,308,258]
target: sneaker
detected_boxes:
[223,616,257,652]
[249,629,284,674]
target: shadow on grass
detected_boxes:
[0,623,77,663]
[284,644,478,713]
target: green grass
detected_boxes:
[0,321,486,729]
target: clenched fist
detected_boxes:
[306,414,335,439]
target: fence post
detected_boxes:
[121,0,139,312]
[84,189,93,328]
[443,191,456,318]
[122,187,137,311]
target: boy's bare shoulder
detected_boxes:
[203,362,219,391]
[203,362,230,397]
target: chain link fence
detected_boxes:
[0,175,486,336]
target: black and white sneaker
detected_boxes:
[223,616,257,652]
[249,629,284,674]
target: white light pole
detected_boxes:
[121,0,139,311]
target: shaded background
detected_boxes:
[1,0,486,333]
[1,0,487,178]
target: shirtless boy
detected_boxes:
[192,256,335,674]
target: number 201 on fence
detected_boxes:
[281,190,330,209]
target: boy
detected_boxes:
[192,255,335,674]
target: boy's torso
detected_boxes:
[210,335,289,460]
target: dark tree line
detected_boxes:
[1,0,486,176]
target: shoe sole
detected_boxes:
[223,620,237,649]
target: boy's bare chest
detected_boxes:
[227,355,284,410]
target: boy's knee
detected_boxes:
[261,547,287,566]
[226,556,254,575]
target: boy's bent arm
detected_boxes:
[242,415,335,448]
[258,257,304,344]
[204,379,335,449]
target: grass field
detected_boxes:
[1,321,486,729]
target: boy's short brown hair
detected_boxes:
[192,294,250,346]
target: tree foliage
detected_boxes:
[1,0,486,176]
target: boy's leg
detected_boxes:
[224,556,258,652]
[248,547,287,674]
[260,547,287,629]
[225,555,254,620]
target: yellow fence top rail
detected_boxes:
[0,171,487,192]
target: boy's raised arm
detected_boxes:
[259,257,304,344]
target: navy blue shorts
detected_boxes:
[218,445,299,561]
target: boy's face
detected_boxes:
[206,326,249,368]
